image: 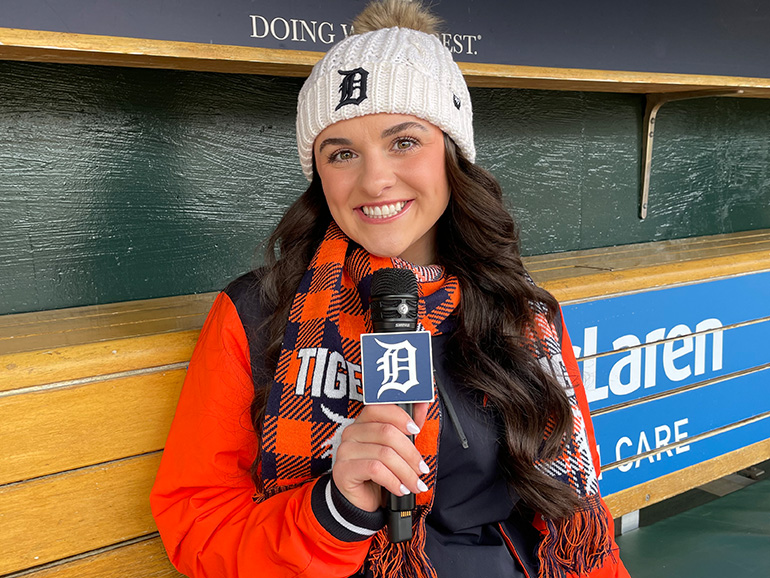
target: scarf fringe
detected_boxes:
[254,482,306,504]
[369,512,437,578]
[537,494,614,578]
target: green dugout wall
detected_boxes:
[1,60,769,315]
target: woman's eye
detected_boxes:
[394,137,418,151]
[329,150,354,163]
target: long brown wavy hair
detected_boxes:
[251,135,580,520]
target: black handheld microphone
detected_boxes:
[370,268,419,543]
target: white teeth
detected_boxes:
[362,201,406,218]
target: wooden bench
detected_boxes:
[1,229,768,576]
[0,295,213,577]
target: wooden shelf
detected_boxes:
[0,292,213,356]
[459,62,770,96]
[3,27,770,96]
[527,229,770,302]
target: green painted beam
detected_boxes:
[1,61,769,314]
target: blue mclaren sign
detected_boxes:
[562,270,770,495]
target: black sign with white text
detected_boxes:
[2,0,770,78]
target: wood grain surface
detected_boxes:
[0,331,197,390]
[0,292,212,349]
[532,229,770,301]
[0,453,162,575]
[0,368,185,485]
[14,537,183,578]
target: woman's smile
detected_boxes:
[359,200,409,220]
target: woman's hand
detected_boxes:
[331,403,430,512]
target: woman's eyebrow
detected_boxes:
[381,121,428,138]
[317,137,352,153]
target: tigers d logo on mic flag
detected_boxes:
[360,331,434,405]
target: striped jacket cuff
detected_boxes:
[311,474,386,542]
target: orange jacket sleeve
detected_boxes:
[150,293,372,578]
[559,309,632,578]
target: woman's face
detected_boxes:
[314,113,449,266]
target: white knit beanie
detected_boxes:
[296,26,475,181]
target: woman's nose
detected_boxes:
[359,154,396,197]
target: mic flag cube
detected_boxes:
[360,331,434,405]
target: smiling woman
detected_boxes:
[149,2,631,578]
[315,114,450,265]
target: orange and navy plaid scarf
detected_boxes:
[259,222,611,578]
[259,220,458,516]
[524,302,613,578]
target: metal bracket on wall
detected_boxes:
[640,90,744,220]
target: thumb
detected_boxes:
[411,402,429,430]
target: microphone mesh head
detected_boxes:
[371,268,418,297]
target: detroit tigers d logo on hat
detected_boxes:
[336,68,369,110]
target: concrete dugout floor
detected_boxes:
[616,466,770,577]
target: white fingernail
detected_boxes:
[419,460,430,474]
[406,422,421,435]
[417,480,429,493]
[399,484,411,496]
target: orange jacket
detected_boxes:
[150,291,630,578]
